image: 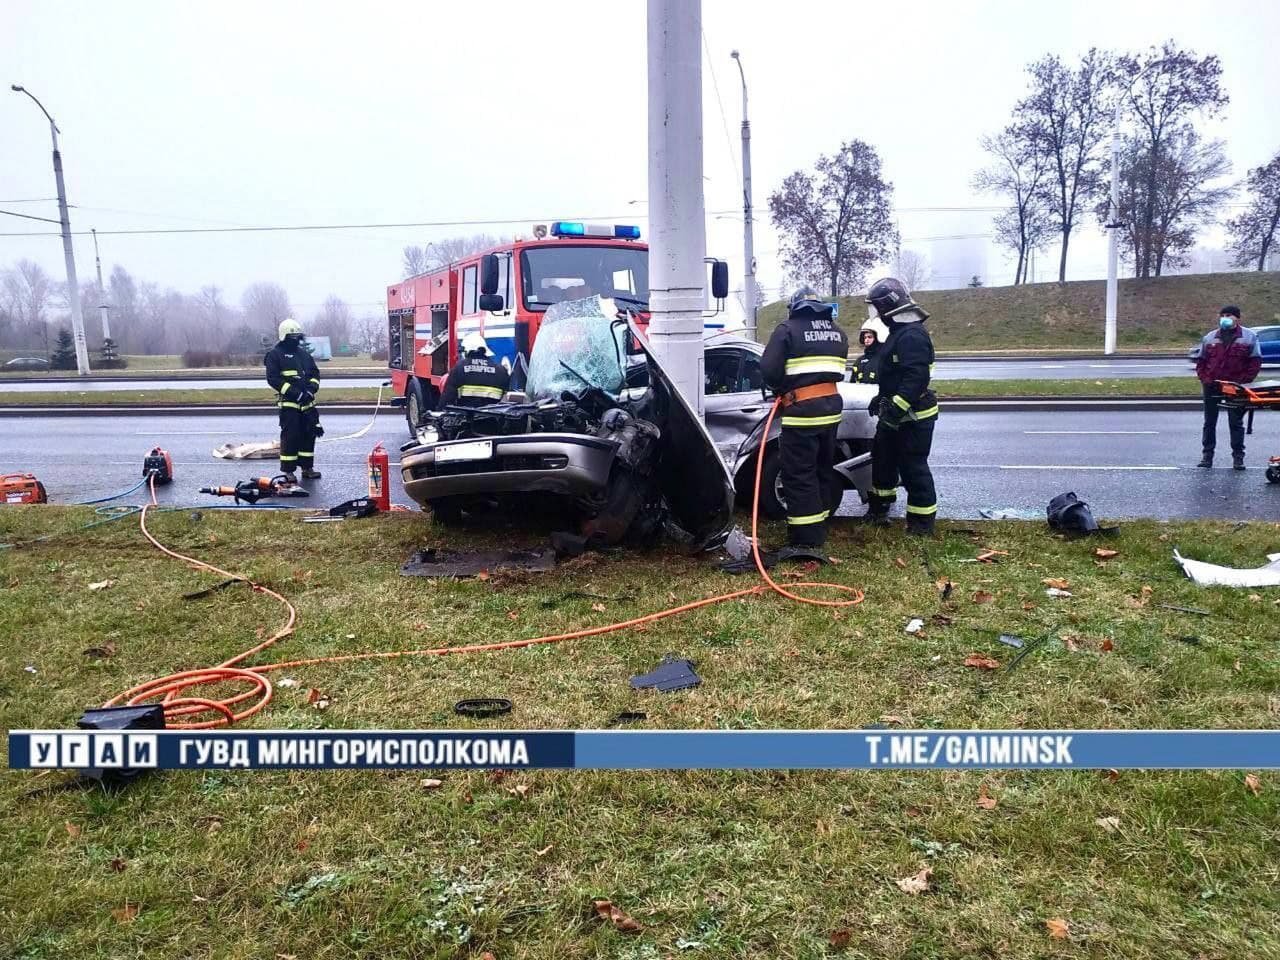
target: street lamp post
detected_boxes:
[730,50,758,341]
[11,84,90,375]
[1103,97,1121,355]
[92,228,111,341]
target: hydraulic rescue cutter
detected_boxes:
[199,475,311,505]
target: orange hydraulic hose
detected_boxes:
[108,399,864,728]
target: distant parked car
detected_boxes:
[1189,325,1280,363]
[3,357,50,371]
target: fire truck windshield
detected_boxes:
[520,244,649,312]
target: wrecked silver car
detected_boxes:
[627,332,879,518]
[399,298,734,548]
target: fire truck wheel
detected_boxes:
[405,379,430,434]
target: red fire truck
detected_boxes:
[387,221,658,431]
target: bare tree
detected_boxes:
[974,124,1055,284]
[1013,49,1114,282]
[311,295,353,348]
[1106,126,1233,276]
[893,249,931,290]
[241,282,293,337]
[107,265,139,353]
[403,235,509,278]
[352,313,387,355]
[191,286,230,350]
[1117,42,1229,278]
[768,139,897,297]
[1226,151,1280,272]
[402,245,430,279]
[0,259,55,352]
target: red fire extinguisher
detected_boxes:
[367,442,390,512]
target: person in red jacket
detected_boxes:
[1194,305,1262,469]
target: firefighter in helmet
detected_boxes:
[265,318,323,482]
[852,320,885,385]
[760,287,850,550]
[864,277,937,535]
[439,333,510,408]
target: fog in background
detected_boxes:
[4,0,1278,326]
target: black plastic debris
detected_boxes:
[401,547,555,578]
[1177,635,1202,646]
[1046,492,1119,536]
[630,656,702,692]
[720,545,827,575]
[1158,603,1213,617]
[454,698,513,718]
[610,711,648,725]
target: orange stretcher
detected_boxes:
[1217,380,1280,484]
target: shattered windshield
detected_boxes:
[520,244,649,312]
[525,295,628,399]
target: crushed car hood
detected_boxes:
[630,322,735,548]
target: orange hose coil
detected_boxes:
[108,399,864,728]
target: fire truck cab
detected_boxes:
[387,222,658,431]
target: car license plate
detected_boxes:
[435,440,493,463]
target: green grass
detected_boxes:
[1,508,1277,958]
[936,376,1202,398]
[0,387,384,406]
[760,271,1280,352]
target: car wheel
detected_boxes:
[1266,465,1280,485]
[757,445,845,519]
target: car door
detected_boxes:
[1255,328,1280,362]
[703,347,769,464]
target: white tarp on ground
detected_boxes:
[1173,549,1280,588]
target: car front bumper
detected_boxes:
[400,433,618,504]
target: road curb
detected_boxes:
[0,398,1206,417]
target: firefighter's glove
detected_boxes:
[313,422,325,437]
[877,396,910,431]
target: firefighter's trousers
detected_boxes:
[780,424,839,547]
[868,418,937,528]
[279,406,317,474]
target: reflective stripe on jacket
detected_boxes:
[760,307,850,429]
[265,340,320,410]
[877,321,937,421]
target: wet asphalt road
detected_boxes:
[0,356,1223,392]
[3,408,1276,522]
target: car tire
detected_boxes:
[756,445,845,520]
[1266,465,1280,485]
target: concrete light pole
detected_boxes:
[1104,97,1121,356]
[11,84,90,375]
[730,49,757,342]
[92,228,111,340]
[646,0,708,416]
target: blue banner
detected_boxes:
[8,730,1279,771]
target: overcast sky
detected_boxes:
[3,0,1277,323]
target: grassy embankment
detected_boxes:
[1,507,1276,958]
[759,270,1280,352]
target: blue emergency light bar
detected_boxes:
[550,221,641,240]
